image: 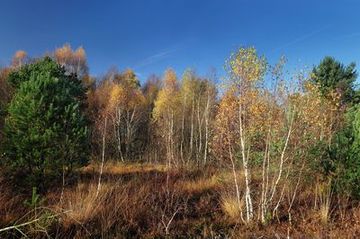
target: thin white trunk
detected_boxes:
[238,101,253,221]
[197,99,202,165]
[269,118,293,203]
[116,108,124,161]
[97,116,107,197]
[204,91,210,165]
[189,98,194,160]
[260,130,270,222]
[228,144,245,223]
[171,111,175,166]
[180,94,186,164]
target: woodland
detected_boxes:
[1,44,360,238]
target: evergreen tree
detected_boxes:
[3,57,89,190]
[312,57,358,105]
[319,105,360,198]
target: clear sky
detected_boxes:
[0,0,359,81]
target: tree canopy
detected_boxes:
[312,56,358,104]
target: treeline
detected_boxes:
[1,44,360,223]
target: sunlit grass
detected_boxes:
[82,160,167,175]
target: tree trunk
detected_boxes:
[229,144,245,223]
[239,102,253,222]
[96,116,107,197]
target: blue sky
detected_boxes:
[0,0,359,82]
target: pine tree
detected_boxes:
[312,57,357,105]
[3,57,89,190]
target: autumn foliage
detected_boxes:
[0,44,360,238]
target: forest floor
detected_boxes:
[1,161,360,238]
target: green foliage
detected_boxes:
[312,56,358,105]
[336,106,360,198]
[3,57,89,191]
[308,141,333,177]
[24,187,44,209]
[317,106,360,198]
[8,57,61,89]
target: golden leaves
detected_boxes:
[153,69,180,121]
[213,47,272,158]
[93,68,146,121]
[226,47,267,85]
[163,69,178,92]
[290,80,343,143]
[108,84,125,113]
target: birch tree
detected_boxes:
[92,68,146,161]
[179,70,216,165]
[153,69,181,167]
[54,44,88,76]
[228,47,267,221]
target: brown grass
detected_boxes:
[180,174,220,193]
[82,161,167,175]
[2,162,360,238]
[0,178,28,225]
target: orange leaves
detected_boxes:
[54,43,86,63]
[74,46,86,60]
[213,89,238,148]
[54,44,72,62]
[246,90,271,133]
[54,43,88,78]
[212,86,280,158]
[290,80,343,143]
[11,50,28,68]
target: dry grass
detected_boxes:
[50,162,194,238]
[315,181,333,225]
[221,194,244,221]
[0,178,28,226]
[82,161,167,175]
[2,162,360,238]
[180,174,220,193]
[57,182,110,225]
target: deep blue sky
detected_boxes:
[1,0,359,81]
